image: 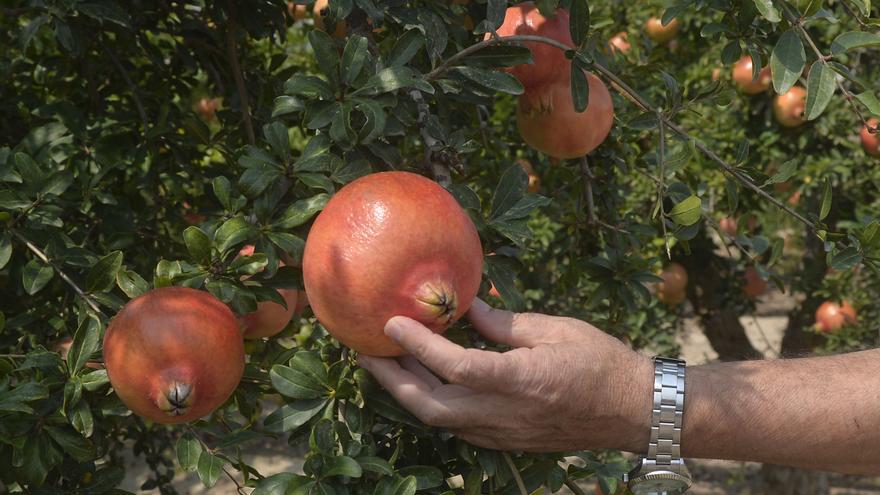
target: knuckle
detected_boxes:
[446,355,474,384]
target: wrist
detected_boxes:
[607,352,654,453]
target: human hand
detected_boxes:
[357,299,653,453]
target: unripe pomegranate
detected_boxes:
[815,300,857,333]
[655,262,688,306]
[861,118,880,156]
[103,287,245,424]
[787,190,802,206]
[237,245,300,339]
[517,159,541,193]
[742,266,767,299]
[773,86,807,128]
[719,217,738,237]
[608,32,630,54]
[644,17,680,45]
[490,2,573,90]
[732,56,771,95]
[517,72,614,159]
[303,172,483,356]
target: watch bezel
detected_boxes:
[627,469,692,495]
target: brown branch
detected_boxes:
[502,452,528,495]
[225,0,256,145]
[9,231,105,316]
[564,479,588,495]
[658,119,670,258]
[410,89,452,186]
[579,156,597,224]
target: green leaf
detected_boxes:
[854,91,880,116]
[183,226,212,265]
[20,15,49,52]
[197,451,224,488]
[270,364,328,399]
[116,268,149,298]
[45,426,95,462]
[570,65,589,112]
[264,121,291,161]
[492,195,551,223]
[85,251,123,293]
[0,381,48,413]
[487,256,525,311]
[310,418,337,455]
[272,96,305,117]
[490,164,527,218]
[80,369,110,391]
[387,29,425,67]
[771,30,806,94]
[668,195,702,226]
[753,0,781,22]
[77,1,130,27]
[805,62,836,120]
[819,178,832,220]
[22,259,54,295]
[214,217,255,252]
[375,476,418,495]
[357,456,394,476]
[264,399,328,433]
[342,35,370,84]
[177,434,203,472]
[568,0,590,45]
[764,160,798,186]
[67,316,101,374]
[213,176,234,211]
[309,30,341,86]
[69,401,94,437]
[830,31,880,54]
[355,67,434,96]
[851,0,870,16]
[284,74,336,99]
[254,473,311,495]
[397,466,443,489]
[323,455,362,478]
[453,66,523,95]
[274,194,330,229]
[0,233,11,270]
[721,40,742,65]
[830,246,861,270]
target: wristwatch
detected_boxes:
[624,357,693,495]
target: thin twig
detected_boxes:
[410,89,452,186]
[225,0,256,145]
[104,46,150,135]
[564,478,588,495]
[502,452,528,495]
[658,119,670,258]
[839,0,870,29]
[778,2,868,126]
[579,156,597,224]
[424,34,816,231]
[10,231,104,316]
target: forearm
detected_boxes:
[678,350,880,474]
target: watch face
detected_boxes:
[629,476,691,495]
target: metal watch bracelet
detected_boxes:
[646,357,687,473]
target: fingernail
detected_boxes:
[384,317,405,342]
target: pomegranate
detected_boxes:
[517,158,541,193]
[517,72,614,159]
[719,216,738,237]
[742,266,767,299]
[732,56,771,95]
[288,2,308,21]
[861,118,880,156]
[644,17,680,45]
[711,67,722,81]
[194,97,219,121]
[303,172,483,356]
[490,2,573,90]
[103,287,244,423]
[773,86,807,128]
[608,32,630,54]
[815,300,858,333]
[237,245,300,339]
[313,0,347,38]
[655,262,688,306]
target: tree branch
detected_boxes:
[579,156,597,225]
[10,231,105,316]
[225,0,256,145]
[502,452,528,495]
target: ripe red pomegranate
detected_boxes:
[237,245,300,339]
[288,1,307,20]
[815,300,857,333]
[194,97,219,121]
[517,72,614,159]
[644,17,680,44]
[861,118,880,156]
[303,172,483,356]
[719,217,738,237]
[732,56,771,95]
[608,32,630,54]
[773,86,807,128]
[491,2,573,90]
[655,262,688,306]
[103,287,244,423]
[742,266,767,299]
